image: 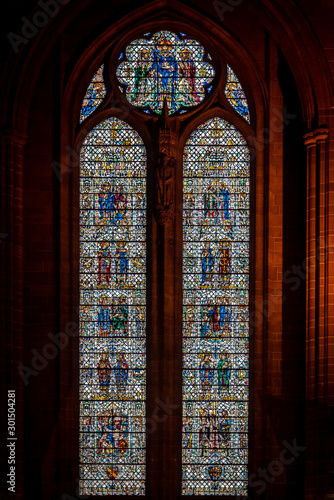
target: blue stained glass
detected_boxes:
[80,65,106,123]
[116,31,215,115]
[225,66,250,123]
[182,117,249,496]
[79,117,147,496]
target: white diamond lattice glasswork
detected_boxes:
[79,117,146,496]
[182,117,249,496]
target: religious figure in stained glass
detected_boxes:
[97,353,112,397]
[113,184,128,226]
[79,117,146,496]
[114,354,129,395]
[98,414,129,459]
[98,182,114,222]
[117,31,215,114]
[112,297,128,334]
[219,304,232,336]
[153,39,178,107]
[201,308,210,339]
[182,117,249,496]
[98,297,112,336]
[78,30,251,496]
[218,182,230,221]
[203,182,217,219]
[217,353,231,393]
[201,242,214,284]
[179,49,201,104]
[98,241,111,288]
[219,410,231,447]
[131,49,152,102]
[199,354,214,397]
[115,242,129,286]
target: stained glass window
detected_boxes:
[79,117,147,496]
[80,65,106,123]
[225,66,250,123]
[116,31,215,114]
[182,117,249,496]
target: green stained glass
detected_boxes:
[79,118,146,496]
[182,117,249,496]
[116,31,215,114]
[80,65,106,123]
[225,66,250,123]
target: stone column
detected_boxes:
[304,126,334,499]
[304,127,329,404]
[1,128,27,500]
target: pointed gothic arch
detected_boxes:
[2,2,334,499]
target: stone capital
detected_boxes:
[303,126,329,147]
[3,127,28,146]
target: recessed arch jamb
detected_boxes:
[257,0,334,126]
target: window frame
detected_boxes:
[68,20,265,500]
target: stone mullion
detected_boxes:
[151,107,179,498]
[151,221,177,499]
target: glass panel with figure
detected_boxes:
[79,117,146,496]
[116,31,215,114]
[182,117,249,496]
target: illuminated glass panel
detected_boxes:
[79,117,146,496]
[116,31,215,114]
[182,117,249,496]
[225,66,250,123]
[80,65,106,123]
